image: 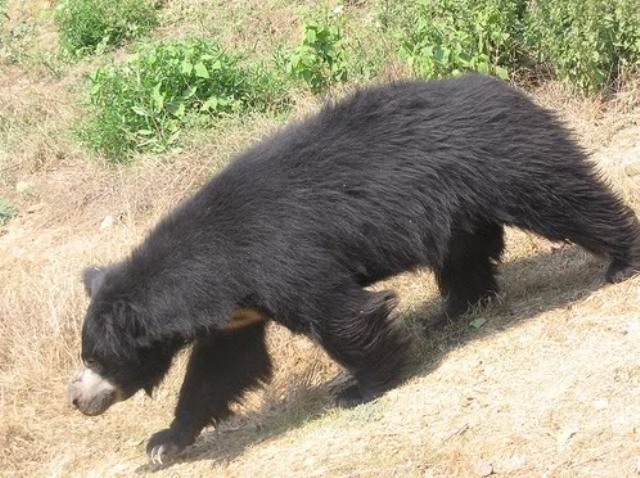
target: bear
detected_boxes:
[68,74,640,464]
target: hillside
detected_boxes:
[1,1,639,476]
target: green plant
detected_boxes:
[55,0,158,56]
[0,198,18,226]
[79,40,291,161]
[282,14,349,94]
[399,0,526,80]
[524,0,640,93]
[396,0,640,92]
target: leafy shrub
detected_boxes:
[55,0,158,56]
[399,0,526,80]
[0,199,18,226]
[281,15,349,94]
[396,0,640,93]
[524,0,640,93]
[80,40,291,160]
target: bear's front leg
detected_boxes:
[147,322,272,464]
[313,288,411,408]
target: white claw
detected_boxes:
[156,445,165,465]
[150,446,158,465]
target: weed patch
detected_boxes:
[396,0,640,92]
[524,0,640,93]
[279,10,348,94]
[0,198,18,225]
[80,40,291,161]
[55,0,159,56]
[398,0,525,80]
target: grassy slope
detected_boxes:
[1,1,640,476]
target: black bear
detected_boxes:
[68,74,640,464]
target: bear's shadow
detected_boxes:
[138,245,613,473]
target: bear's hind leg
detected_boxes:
[433,222,505,328]
[313,288,410,408]
[147,322,272,464]
[510,178,640,284]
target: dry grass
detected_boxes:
[156,0,310,54]
[2,1,640,476]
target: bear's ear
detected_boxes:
[112,299,149,339]
[83,266,107,297]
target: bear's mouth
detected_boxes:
[68,366,123,416]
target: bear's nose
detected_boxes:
[68,379,82,409]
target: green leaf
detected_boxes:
[194,62,210,79]
[470,318,487,329]
[152,84,164,113]
[131,105,148,117]
[173,102,185,118]
[495,66,509,80]
[182,85,198,100]
[181,60,193,75]
[201,97,218,111]
[305,28,317,44]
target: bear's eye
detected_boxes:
[84,358,102,372]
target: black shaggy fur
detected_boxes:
[78,74,640,461]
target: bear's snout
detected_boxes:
[68,366,120,416]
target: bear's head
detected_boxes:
[68,265,180,416]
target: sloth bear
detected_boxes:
[69,74,640,464]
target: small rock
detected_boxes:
[557,428,577,451]
[100,215,114,230]
[16,181,32,193]
[473,459,493,477]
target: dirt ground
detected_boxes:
[2,2,640,477]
